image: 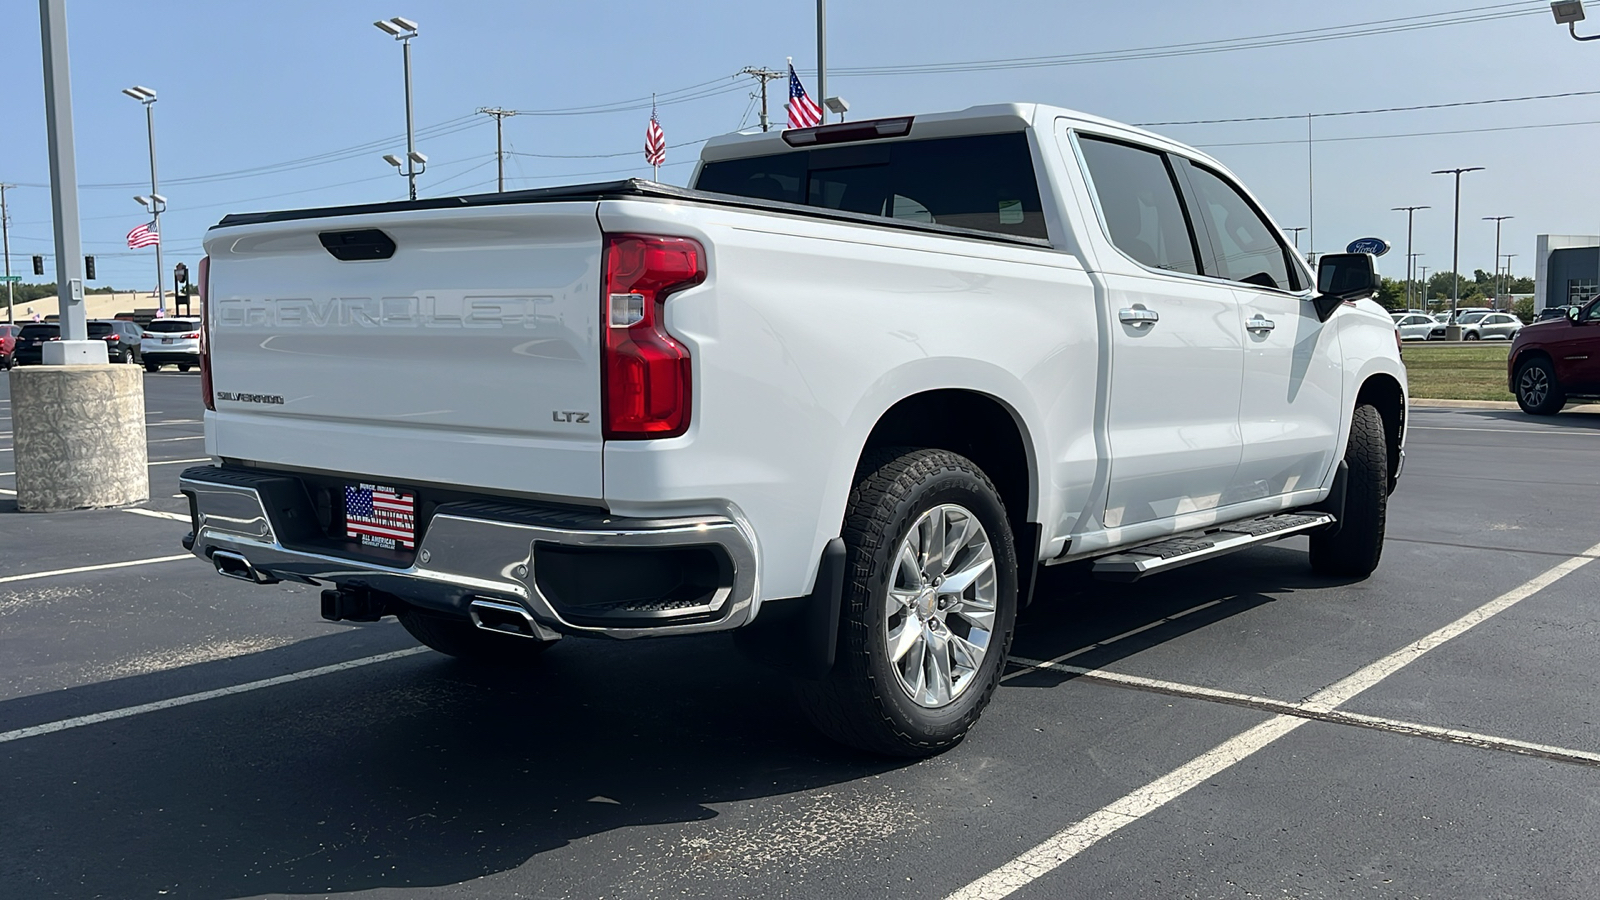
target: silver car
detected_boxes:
[1460,311,1523,341]
[1393,313,1436,341]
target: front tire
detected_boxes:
[398,608,554,667]
[1309,405,1388,578]
[794,448,1018,757]
[1515,357,1565,416]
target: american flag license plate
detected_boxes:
[344,482,416,549]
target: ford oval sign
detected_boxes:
[1346,237,1391,257]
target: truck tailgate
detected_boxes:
[204,202,604,500]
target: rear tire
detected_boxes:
[177,363,191,372]
[793,448,1018,757]
[1464,331,1480,341]
[1515,357,1565,416]
[398,608,554,667]
[1309,404,1388,578]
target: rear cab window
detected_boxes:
[1075,135,1201,276]
[695,132,1048,240]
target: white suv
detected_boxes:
[140,318,202,372]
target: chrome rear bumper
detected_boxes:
[179,466,758,639]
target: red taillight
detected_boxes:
[198,255,214,411]
[600,234,705,439]
[106,334,120,341]
[181,332,200,339]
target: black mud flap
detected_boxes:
[734,538,845,681]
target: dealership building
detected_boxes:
[1535,234,1600,313]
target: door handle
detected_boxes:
[1246,315,1276,334]
[1119,308,1159,327]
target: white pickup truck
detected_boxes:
[182,103,1407,756]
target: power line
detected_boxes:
[829,2,1547,77]
[1192,117,1600,149]
[1141,88,1600,126]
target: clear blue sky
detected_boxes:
[3,0,1597,290]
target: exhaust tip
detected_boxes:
[468,598,557,641]
[211,549,279,585]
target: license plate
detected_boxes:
[162,337,174,344]
[343,483,416,549]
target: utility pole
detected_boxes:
[477,107,517,191]
[1409,253,1424,309]
[739,67,785,132]
[1,183,14,325]
[816,0,828,118]
[1432,166,1484,323]
[1483,215,1513,307]
[1392,206,1429,310]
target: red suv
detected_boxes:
[0,324,17,369]
[1509,297,1600,415]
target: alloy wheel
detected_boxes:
[1519,366,1549,407]
[884,503,998,708]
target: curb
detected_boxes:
[1411,399,1600,412]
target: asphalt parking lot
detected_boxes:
[2,378,1599,899]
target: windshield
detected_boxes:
[19,324,59,338]
[88,323,113,336]
[144,320,199,334]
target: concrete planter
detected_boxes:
[10,365,149,511]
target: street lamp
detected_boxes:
[1431,166,1485,323]
[824,95,849,123]
[374,17,423,200]
[1418,265,1431,311]
[1483,215,1513,306]
[123,85,166,315]
[1283,226,1308,251]
[1409,253,1425,309]
[1551,1,1599,40]
[1392,206,1429,309]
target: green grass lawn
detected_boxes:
[1401,343,1513,401]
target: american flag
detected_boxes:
[345,483,416,549]
[644,108,667,170]
[786,61,822,129]
[126,221,160,249]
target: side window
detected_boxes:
[1183,164,1302,292]
[1077,136,1200,276]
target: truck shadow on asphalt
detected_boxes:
[0,545,1356,898]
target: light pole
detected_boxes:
[1483,215,1513,306]
[816,0,827,120]
[374,17,422,200]
[1283,226,1307,252]
[1,183,14,325]
[121,85,165,316]
[1551,2,1599,40]
[1432,166,1485,323]
[1392,206,1429,310]
[1409,253,1425,309]
[1503,253,1519,297]
[1419,265,1431,311]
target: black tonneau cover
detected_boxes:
[211,179,1053,249]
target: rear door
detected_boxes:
[203,202,607,500]
[1075,134,1244,528]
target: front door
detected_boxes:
[1076,134,1244,528]
[1177,160,1343,504]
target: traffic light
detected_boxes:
[32,255,43,276]
[84,256,96,280]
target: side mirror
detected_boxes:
[1312,253,1380,321]
[1569,306,1582,323]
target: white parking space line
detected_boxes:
[0,648,431,746]
[148,419,202,426]
[1011,658,1600,768]
[0,554,193,585]
[948,539,1600,900]
[149,436,203,443]
[123,508,191,522]
[0,458,208,478]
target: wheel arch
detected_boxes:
[1355,373,1405,494]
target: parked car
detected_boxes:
[140,317,202,371]
[0,324,18,369]
[12,323,60,366]
[1509,297,1600,414]
[1459,312,1523,341]
[181,102,1408,756]
[1393,312,1436,341]
[89,319,144,363]
[1537,305,1576,321]
[1427,310,1493,340]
